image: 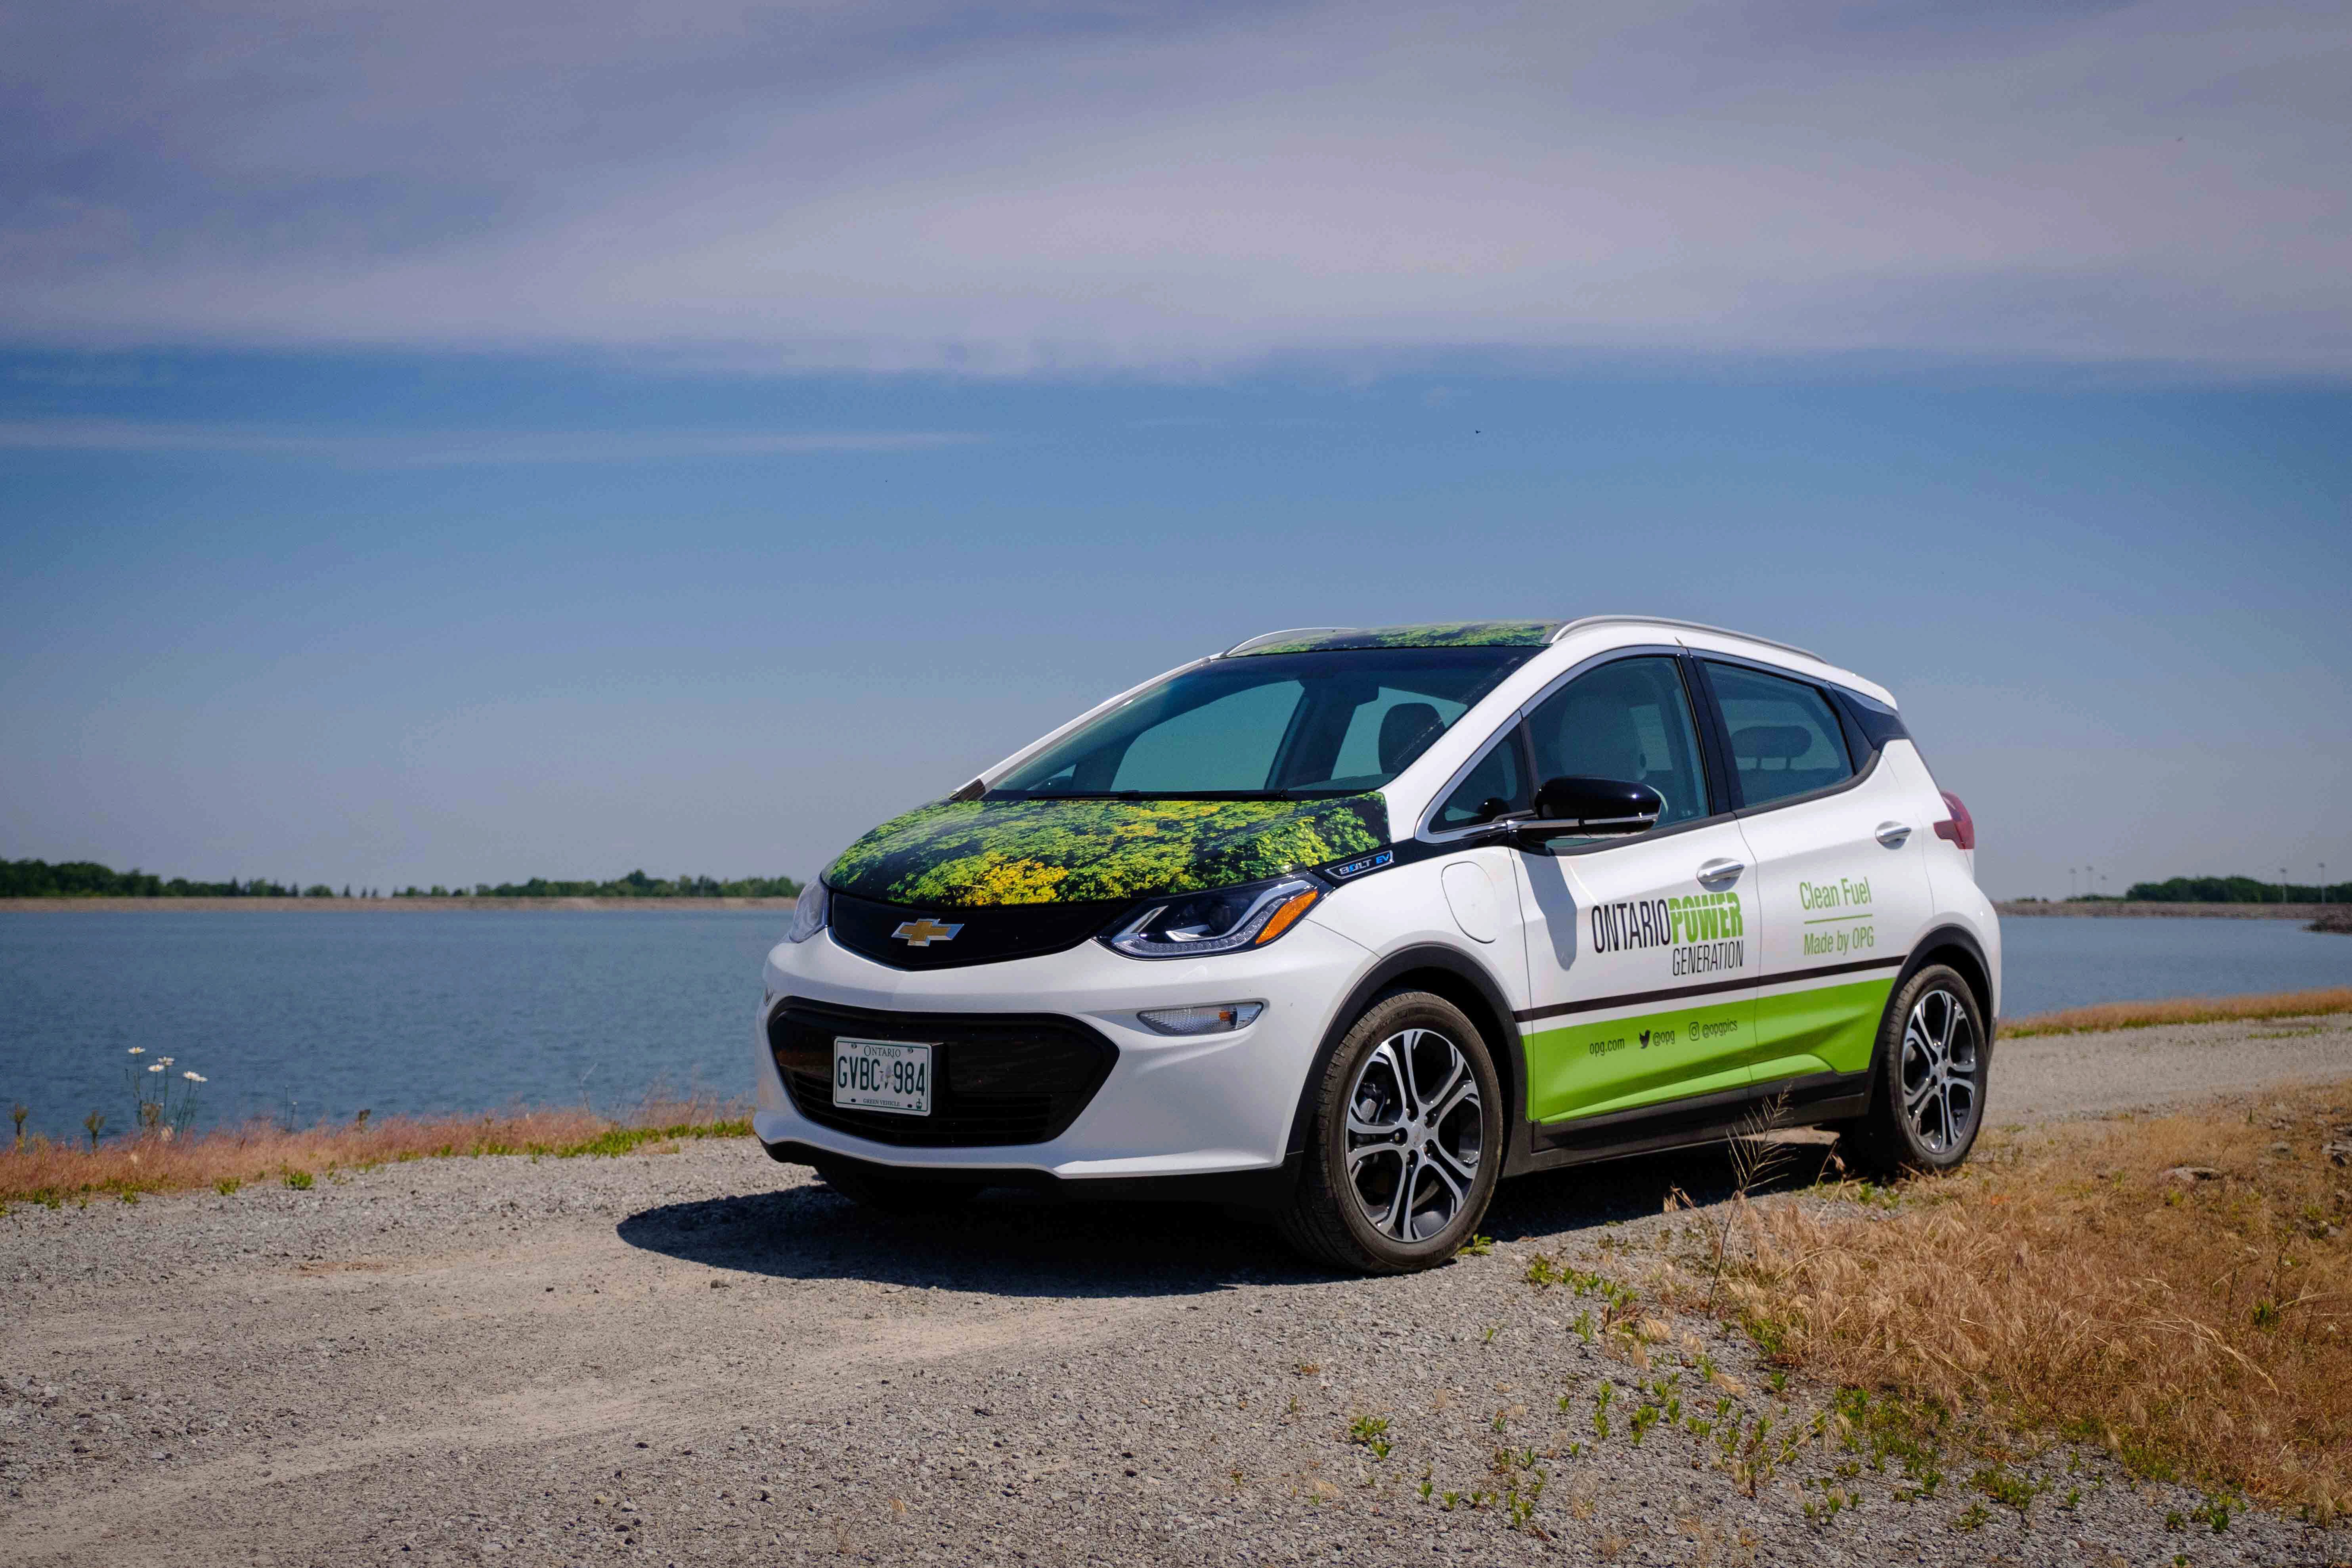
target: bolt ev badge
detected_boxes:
[891,917,964,947]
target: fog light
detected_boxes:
[1136,1002,1265,1036]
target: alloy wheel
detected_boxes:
[1899,987,1979,1154]
[1344,1027,1483,1242]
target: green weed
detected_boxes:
[1973,1464,2043,1517]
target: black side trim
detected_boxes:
[1898,923,1997,1035]
[1681,649,1737,818]
[1751,954,1908,988]
[1832,686,1910,755]
[1523,1070,1870,1166]
[1515,972,1753,1024]
[1512,954,1904,1025]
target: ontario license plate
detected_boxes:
[831,1038,933,1116]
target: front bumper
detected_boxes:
[751,914,1373,1182]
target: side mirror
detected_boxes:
[1513,776,1664,840]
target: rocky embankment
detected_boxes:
[1995,900,2333,919]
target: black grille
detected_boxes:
[827,890,1125,971]
[767,998,1118,1147]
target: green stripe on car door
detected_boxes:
[1522,998,1757,1123]
[1525,971,1899,1125]
[1748,977,1896,1084]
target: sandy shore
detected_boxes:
[4,1015,2348,1567]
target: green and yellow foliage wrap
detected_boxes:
[1235,621,1561,656]
[825,795,1389,908]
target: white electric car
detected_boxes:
[755,616,1998,1272]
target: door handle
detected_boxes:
[1696,858,1746,885]
[1875,821,1913,849]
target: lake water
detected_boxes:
[4,909,2350,1141]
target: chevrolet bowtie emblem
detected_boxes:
[891,917,964,947]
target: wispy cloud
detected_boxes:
[0,419,980,463]
[2,0,2345,375]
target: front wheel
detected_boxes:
[1278,991,1504,1274]
[1841,963,1988,1176]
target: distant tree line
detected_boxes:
[403,870,803,899]
[0,860,309,897]
[2,859,799,900]
[2122,875,2348,904]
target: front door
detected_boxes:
[1698,659,1932,1088]
[1508,655,1762,1125]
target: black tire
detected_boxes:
[1841,963,1989,1177]
[816,1162,984,1214]
[1278,990,1504,1274]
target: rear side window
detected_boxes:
[1705,662,1853,808]
[1523,656,1709,828]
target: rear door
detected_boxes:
[1499,654,1762,1126]
[1696,658,1932,1090]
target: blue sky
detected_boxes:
[2,0,2347,899]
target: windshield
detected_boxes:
[991,647,1538,799]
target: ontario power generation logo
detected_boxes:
[1590,890,1746,976]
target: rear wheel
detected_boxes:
[816,1162,984,1214]
[1841,963,1987,1176]
[1279,991,1503,1274]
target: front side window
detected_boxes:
[1704,662,1853,808]
[1432,730,1526,830]
[993,647,1537,799]
[1524,656,1709,828]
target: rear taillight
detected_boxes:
[1933,791,1975,851]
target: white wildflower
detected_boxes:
[159,1057,174,1066]
[147,1063,164,1073]
[128,1046,145,1055]
[184,1071,206,1083]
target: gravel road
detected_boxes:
[1993,1012,2352,1124]
[6,1016,2349,1567]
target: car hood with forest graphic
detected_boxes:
[824,795,1390,908]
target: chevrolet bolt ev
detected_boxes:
[756,617,1998,1273]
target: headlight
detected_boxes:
[784,879,828,943]
[1102,876,1323,960]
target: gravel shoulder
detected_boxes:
[1994,1012,2352,1125]
[5,1017,2349,1567]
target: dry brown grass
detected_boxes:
[1726,1081,2352,1518]
[2003,986,2352,1038]
[0,1096,751,1207]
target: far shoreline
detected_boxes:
[1994,900,2335,920]
[0,895,798,912]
